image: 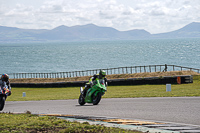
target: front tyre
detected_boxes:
[78,94,85,106]
[93,92,101,105]
[0,96,5,111]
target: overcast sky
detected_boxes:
[0,0,200,34]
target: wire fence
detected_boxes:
[2,64,200,79]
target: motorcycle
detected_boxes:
[78,79,107,105]
[0,81,10,111]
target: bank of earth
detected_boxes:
[10,71,200,83]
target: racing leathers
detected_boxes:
[82,74,107,97]
[0,80,11,96]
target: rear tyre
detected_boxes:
[0,96,5,111]
[92,92,101,105]
[78,94,85,106]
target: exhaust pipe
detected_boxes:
[80,87,83,94]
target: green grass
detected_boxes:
[7,87,80,101]
[2,76,200,133]
[7,75,200,101]
[0,113,141,133]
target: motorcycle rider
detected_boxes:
[0,74,11,96]
[82,70,107,97]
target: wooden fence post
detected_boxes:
[149,66,151,72]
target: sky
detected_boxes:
[0,0,200,34]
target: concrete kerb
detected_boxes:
[13,112,200,133]
[58,117,179,133]
[38,114,181,133]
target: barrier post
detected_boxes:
[22,92,26,97]
[166,84,171,92]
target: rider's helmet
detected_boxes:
[1,74,9,82]
[99,70,106,78]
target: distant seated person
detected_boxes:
[1,74,11,96]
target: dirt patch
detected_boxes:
[10,71,200,83]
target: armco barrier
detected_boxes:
[11,75,193,88]
[11,81,88,88]
[107,75,192,86]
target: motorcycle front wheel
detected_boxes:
[92,92,101,105]
[0,96,5,111]
[78,94,85,106]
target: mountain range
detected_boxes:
[0,22,200,42]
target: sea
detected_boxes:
[0,38,200,75]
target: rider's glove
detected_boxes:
[8,91,11,96]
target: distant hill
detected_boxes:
[153,22,200,38]
[0,22,200,42]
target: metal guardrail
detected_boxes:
[2,64,200,79]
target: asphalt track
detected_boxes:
[2,97,200,126]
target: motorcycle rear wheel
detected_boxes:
[0,96,5,111]
[78,94,85,106]
[92,92,101,105]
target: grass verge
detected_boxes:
[0,112,141,133]
[7,75,200,101]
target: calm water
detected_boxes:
[0,38,200,74]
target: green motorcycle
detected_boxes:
[78,80,107,105]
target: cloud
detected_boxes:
[0,0,200,33]
[124,0,200,33]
